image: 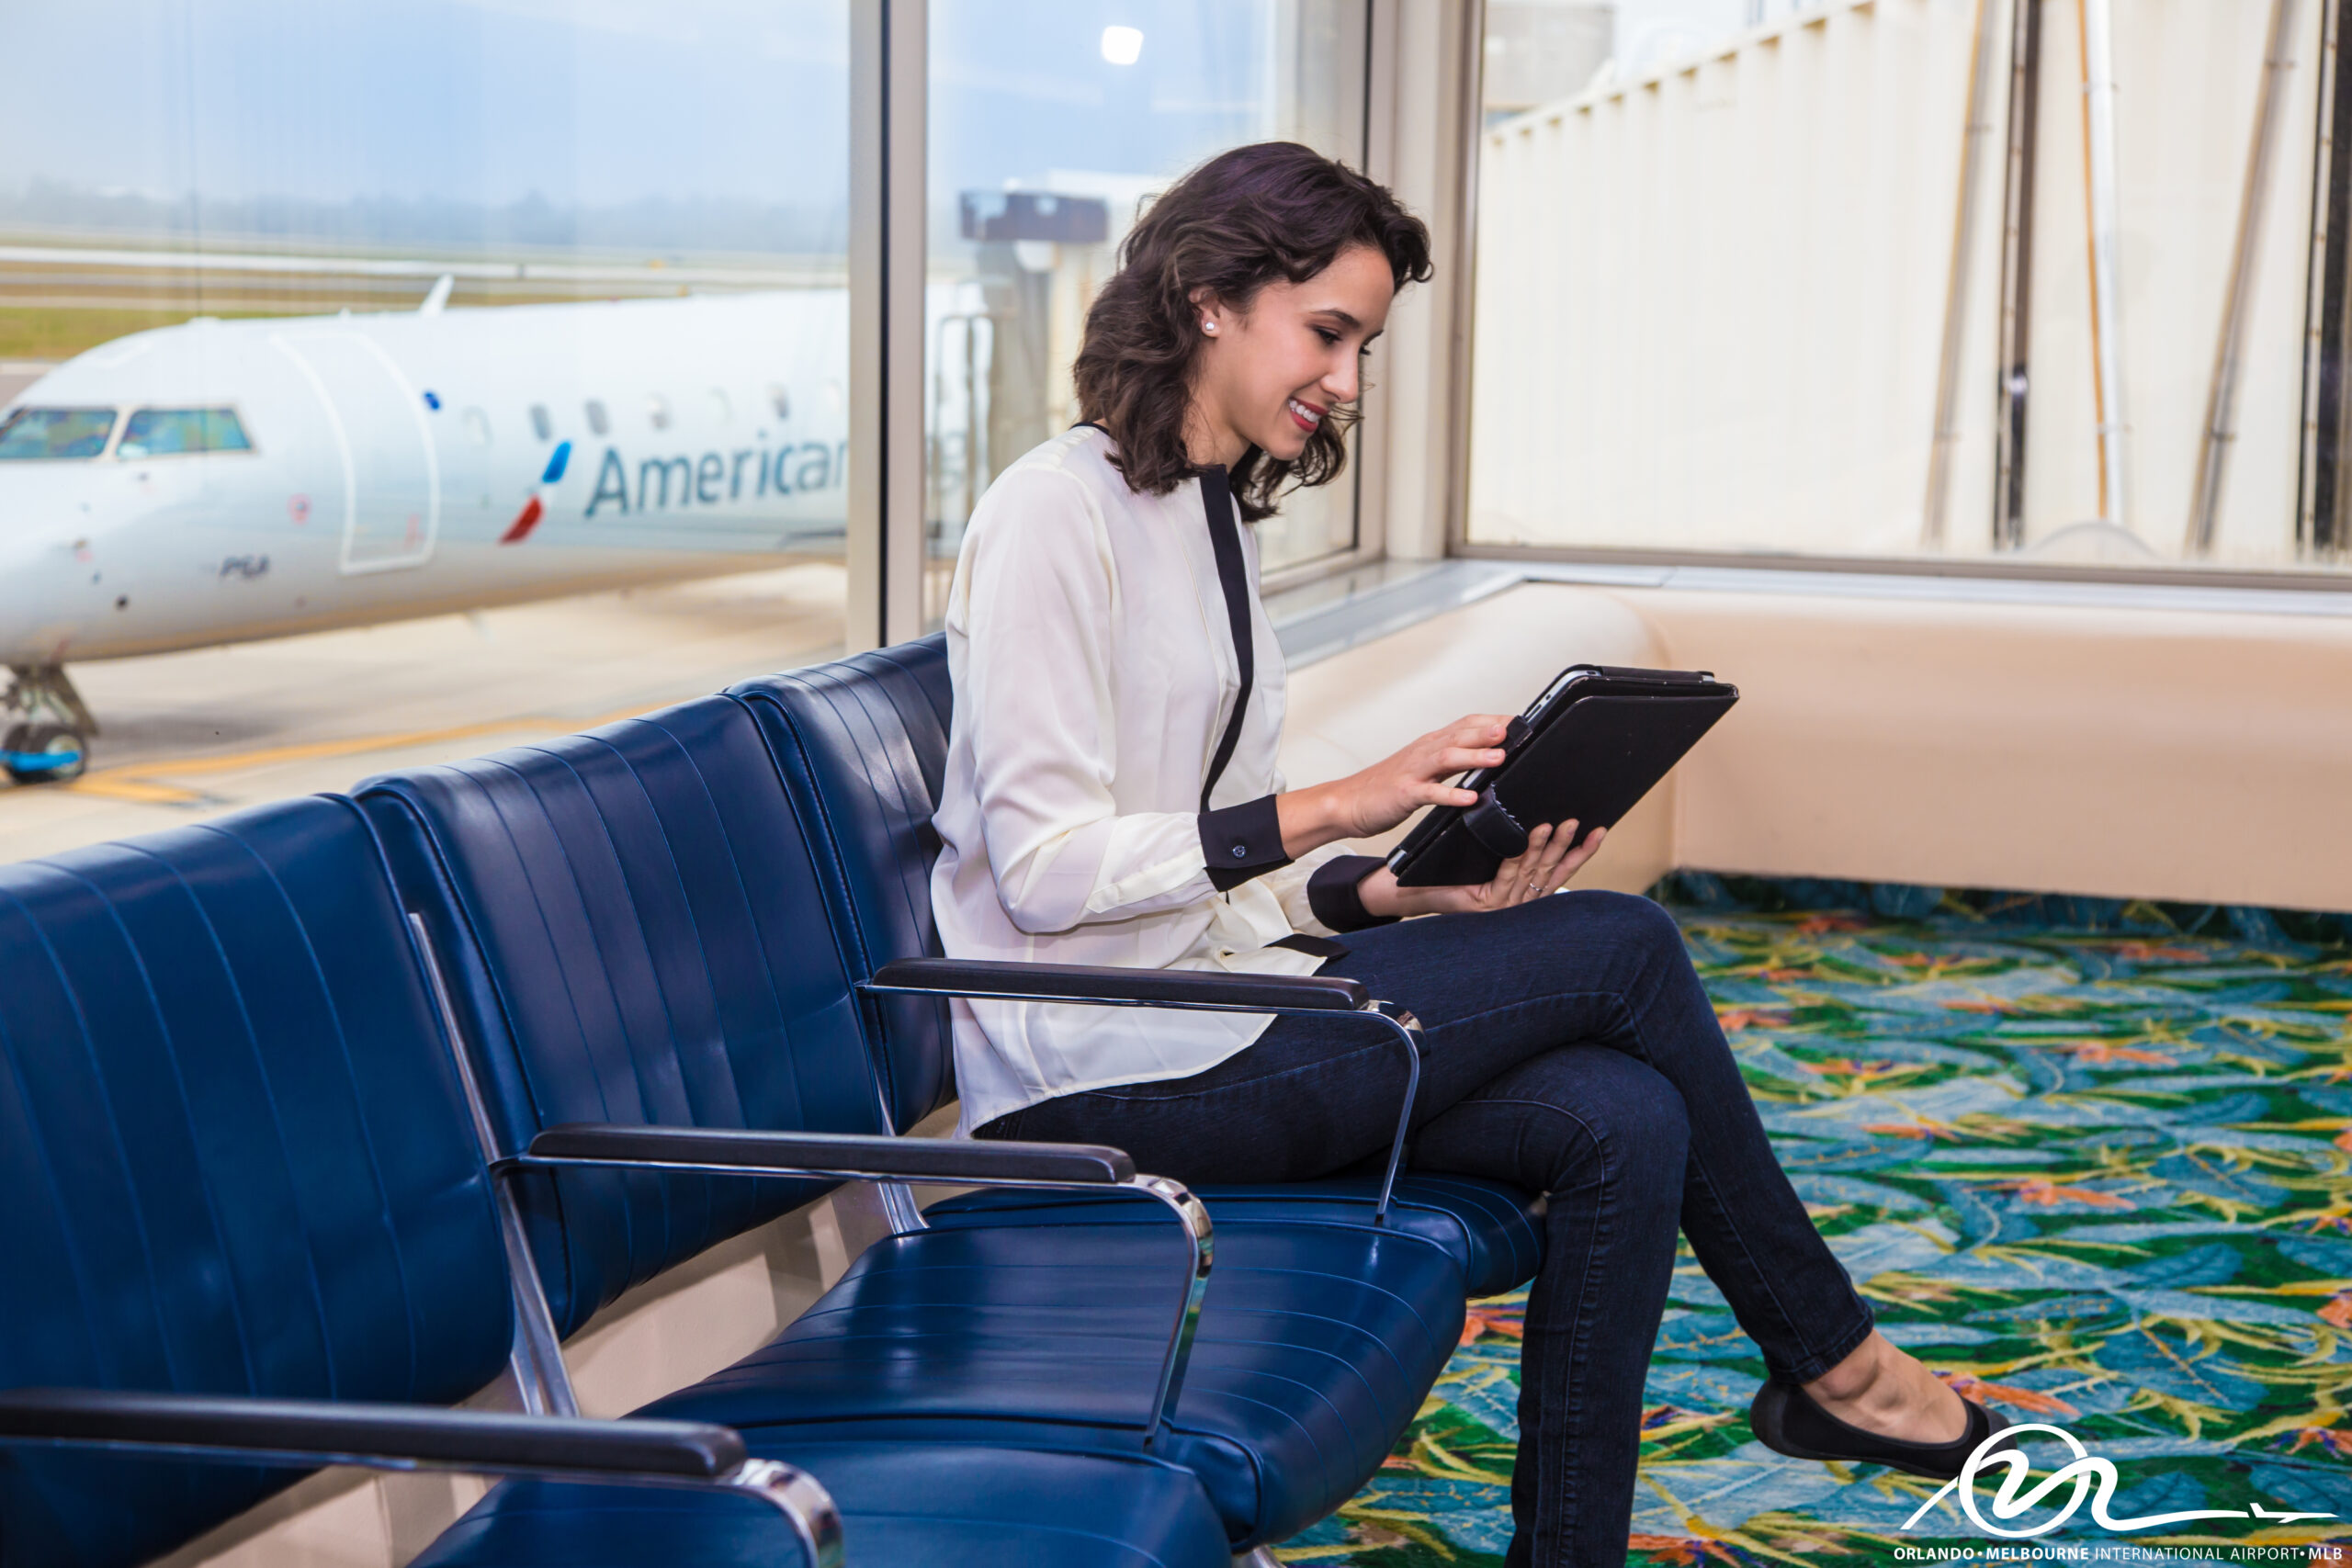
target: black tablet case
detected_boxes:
[1386,665,1738,888]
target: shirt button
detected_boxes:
[1231,845,1247,858]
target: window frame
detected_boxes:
[1452,538,2352,596]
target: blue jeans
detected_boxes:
[978,890,1876,1565]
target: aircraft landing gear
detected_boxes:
[4,665,96,785]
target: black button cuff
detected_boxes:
[1201,795,1291,892]
[1306,854,1401,933]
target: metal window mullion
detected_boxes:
[1347,0,1396,570]
[1444,0,1488,558]
[849,0,928,652]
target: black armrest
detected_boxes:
[0,1389,741,1478]
[868,957,1422,1229]
[526,1123,1136,1185]
[866,955,1370,1012]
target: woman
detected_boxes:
[930,141,2006,1564]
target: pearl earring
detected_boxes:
[1202,319,1216,333]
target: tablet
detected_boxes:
[1385,664,1738,888]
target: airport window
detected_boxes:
[0,0,855,660]
[119,408,253,458]
[646,393,672,432]
[0,407,115,460]
[925,0,1372,619]
[1465,0,2352,581]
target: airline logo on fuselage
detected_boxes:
[582,440,845,517]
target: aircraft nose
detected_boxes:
[0,535,90,667]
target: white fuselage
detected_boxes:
[0,289,855,666]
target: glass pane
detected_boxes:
[927,0,1371,622]
[1467,0,2352,578]
[119,408,253,457]
[0,0,854,660]
[0,408,115,460]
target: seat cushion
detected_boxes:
[410,1442,1229,1568]
[643,1218,1465,1549]
[926,1166,1547,1297]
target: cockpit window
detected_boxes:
[119,408,253,458]
[0,407,116,460]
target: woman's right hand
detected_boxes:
[1276,714,1513,856]
[1357,820,1607,919]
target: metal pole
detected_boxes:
[2077,0,2132,531]
[2298,0,2352,556]
[1922,0,2007,547]
[1993,0,2045,550]
[2188,0,2303,556]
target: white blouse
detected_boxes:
[931,424,1359,1134]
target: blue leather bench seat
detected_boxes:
[0,795,1236,1568]
[413,1443,1230,1568]
[643,1217,1462,1547]
[358,694,1469,1549]
[925,1163,1545,1300]
[0,800,519,1568]
[729,638,1549,1298]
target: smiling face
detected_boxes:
[1184,243,1396,469]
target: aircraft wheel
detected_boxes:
[4,722,89,784]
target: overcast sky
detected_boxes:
[0,0,850,210]
[0,1,1759,234]
[0,2,1306,207]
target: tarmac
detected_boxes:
[0,563,849,864]
[0,362,49,404]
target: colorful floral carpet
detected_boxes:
[1289,879,2352,1566]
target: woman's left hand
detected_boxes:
[1354,820,1608,921]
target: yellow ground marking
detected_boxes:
[60,703,667,806]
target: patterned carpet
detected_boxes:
[1287,878,2352,1566]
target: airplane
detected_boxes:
[0,279,916,784]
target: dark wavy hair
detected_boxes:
[1073,141,1433,521]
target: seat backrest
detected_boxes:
[728,636,954,1134]
[0,798,513,1568]
[356,695,886,1337]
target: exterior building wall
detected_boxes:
[1468,0,2327,568]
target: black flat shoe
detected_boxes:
[1748,1378,2015,1481]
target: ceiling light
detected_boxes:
[1101,26,1143,65]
